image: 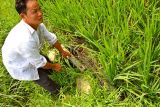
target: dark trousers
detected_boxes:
[33,56,60,95]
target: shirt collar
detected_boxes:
[21,19,35,34]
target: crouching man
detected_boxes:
[2,0,71,95]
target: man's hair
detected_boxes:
[15,0,28,14]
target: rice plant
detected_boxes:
[0,0,160,106]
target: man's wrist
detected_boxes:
[42,62,53,69]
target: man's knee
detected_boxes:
[33,71,60,95]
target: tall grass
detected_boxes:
[40,0,160,105]
[0,0,160,106]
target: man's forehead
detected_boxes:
[28,0,37,2]
[26,0,39,9]
[26,0,37,4]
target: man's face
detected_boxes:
[22,0,43,29]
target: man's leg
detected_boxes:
[33,68,60,95]
[34,55,60,95]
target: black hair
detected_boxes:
[15,0,28,14]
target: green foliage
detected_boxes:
[0,0,160,106]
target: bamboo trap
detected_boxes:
[62,45,86,72]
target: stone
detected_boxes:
[76,76,91,94]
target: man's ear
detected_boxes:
[20,13,27,20]
[20,13,28,23]
[20,13,25,18]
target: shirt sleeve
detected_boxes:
[40,23,57,45]
[18,39,47,69]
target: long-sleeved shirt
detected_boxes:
[2,20,57,80]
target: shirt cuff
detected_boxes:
[35,55,47,68]
[48,32,58,45]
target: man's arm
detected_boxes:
[53,41,71,58]
[41,41,70,72]
[40,24,71,58]
[42,62,61,72]
[53,41,64,53]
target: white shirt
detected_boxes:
[2,20,57,80]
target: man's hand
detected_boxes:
[42,62,61,72]
[61,50,71,59]
[52,63,62,72]
[53,41,71,59]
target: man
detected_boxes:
[1,0,71,95]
